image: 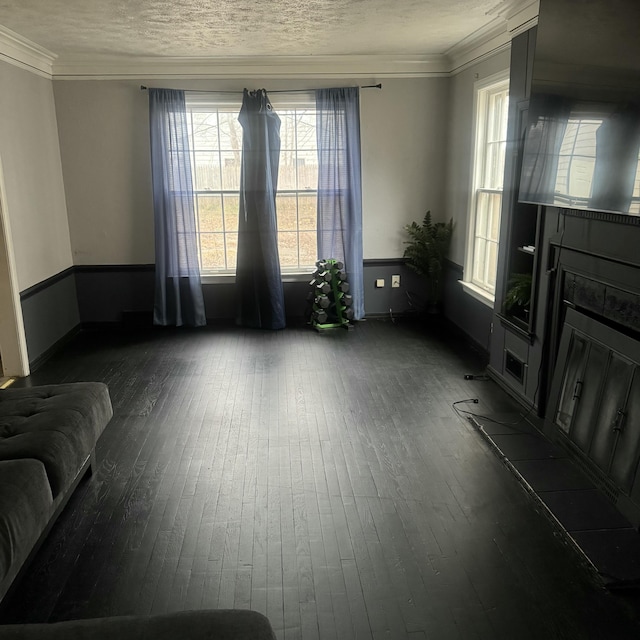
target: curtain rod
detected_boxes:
[140,83,382,93]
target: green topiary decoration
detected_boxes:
[403,211,454,312]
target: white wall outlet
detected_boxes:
[375,278,385,288]
[391,275,400,288]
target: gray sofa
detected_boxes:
[0,382,113,602]
[0,610,277,639]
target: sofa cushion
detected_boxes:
[0,609,277,639]
[0,459,53,592]
[0,383,113,497]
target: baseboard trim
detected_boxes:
[486,364,537,413]
[29,324,82,372]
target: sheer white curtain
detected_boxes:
[316,87,364,320]
[148,89,206,327]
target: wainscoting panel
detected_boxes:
[442,260,493,354]
[19,261,491,368]
[20,268,80,367]
[362,260,424,317]
[75,265,155,325]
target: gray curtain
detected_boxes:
[316,87,364,320]
[519,94,571,205]
[235,89,286,330]
[148,88,206,327]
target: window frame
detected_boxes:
[462,71,510,306]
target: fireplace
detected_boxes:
[543,210,640,526]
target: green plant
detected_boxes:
[504,272,532,316]
[403,211,454,310]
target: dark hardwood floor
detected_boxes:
[2,318,640,639]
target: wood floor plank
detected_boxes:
[2,321,640,639]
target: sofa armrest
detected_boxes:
[0,609,277,640]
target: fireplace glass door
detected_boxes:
[549,309,640,503]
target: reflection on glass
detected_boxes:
[570,341,607,452]
[610,368,640,492]
[556,334,588,434]
[590,353,634,472]
[521,98,640,215]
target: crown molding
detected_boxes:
[446,0,538,74]
[505,0,539,37]
[51,54,451,80]
[446,17,511,75]
[0,24,55,78]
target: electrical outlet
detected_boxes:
[375,278,385,288]
[391,275,400,288]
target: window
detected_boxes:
[185,95,318,275]
[464,74,509,303]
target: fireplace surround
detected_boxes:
[543,210,640,526]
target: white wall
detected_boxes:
[52,76,450,265]
[0,61,73,291]
[444,50,511,267]
[360,77,450,258]
[53,80,154,265]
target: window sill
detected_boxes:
[459,280,495,308]
[201,271,313,285]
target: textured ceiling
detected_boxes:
[0,0,506,59]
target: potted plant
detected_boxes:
[403,211,454,314]
[504,272,532,324]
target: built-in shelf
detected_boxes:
[497,312,535,344]
[518,245,536,255]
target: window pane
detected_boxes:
[297,150,318,191]
[218,112,242,151]
[220,151,241,190]
[199,233,225,270]
[279,112,297,152]
[278,231,299,267]
[485,141,506,188]
[299,231,317,266]
[277,194,298,231]
[226,232,238,269]
[476,193,489,238]
[197,195,222,232]
[486,241,498,289]
[473,238,487,284]
[278,154,298,190]
[223,194,239,232]
[193,151,221,190]
[488,193,502,242]
[296,111,317,149]
[298,194,317,230]
[191,112,219,150]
